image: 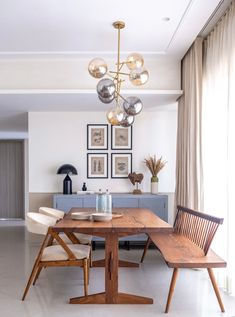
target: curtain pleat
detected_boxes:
[175,38,203,211]
[202,1,235,295]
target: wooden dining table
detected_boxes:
[52,207,172,304]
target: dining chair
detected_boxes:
[22,212,90,301]
[39,207,92,245]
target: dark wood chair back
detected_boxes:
[174,205,224,255]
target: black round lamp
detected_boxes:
[57,164,78,195]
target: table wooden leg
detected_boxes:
[92,259,139,268]
[69,232,153,304]
[105,233,118,303]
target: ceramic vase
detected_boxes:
[151,176,158,194]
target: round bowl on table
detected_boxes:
[71,212,92,220]
[92,213,112,222]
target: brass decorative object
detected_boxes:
[128,172,144,194]
[88,21,149,127]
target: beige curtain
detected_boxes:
[202,1,235,294]
[175,37,203,210]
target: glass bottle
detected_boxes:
[96,189,104,213]
[104,189,112,214]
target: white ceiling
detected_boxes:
[0,0,222,57]
[0,0,227,132]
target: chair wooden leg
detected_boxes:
[140,236,151,263]
[22,232,50,301]
[33,266,43,286]
[22,261,39,300]
[87,259,90,285]
[83,259,88,296]
[90,247,92,267]
[165,268,179,313]
[207,268,225,312]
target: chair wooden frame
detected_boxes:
[140,205,226,313]
[22,227,90,301]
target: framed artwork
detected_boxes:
[87,153,108,178]
[111,125,132,150]
[111,153,132,178]
[87,124,108,150]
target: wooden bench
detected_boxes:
[141,205,226,313]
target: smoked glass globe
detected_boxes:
[97,78,116,99]
[123,96,143,115]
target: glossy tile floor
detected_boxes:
[0,221,235,317]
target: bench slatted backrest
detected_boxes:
[173,205,224,255]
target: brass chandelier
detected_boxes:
[88,21,149,127]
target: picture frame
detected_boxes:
[87,153,108,178]
[111,125,132,150]
[111,153,132,178]
[87,124,108,150]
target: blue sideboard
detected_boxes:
[53,193,168,242]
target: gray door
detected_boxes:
[0,140,24,219]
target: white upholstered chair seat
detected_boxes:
[53,233,92,245]
[41,244,91,262]
[39,207,65,220]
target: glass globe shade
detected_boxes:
[97,78,116,99]
[106,106,125,126]
[88,58,108,78]
[129,67,149,86]
[120,114,135,127]
[126,53,144,70]
[123,96,143,115]
[98,94,115,104]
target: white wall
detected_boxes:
[29,107,177,194]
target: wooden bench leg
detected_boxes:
[140,237,151,263]
[165,268,179,313]
[207,268,225,312]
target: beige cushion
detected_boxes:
[53,233,92,245]
[74,233,92,244]
[26,212,57,235]
[41,244,90,262]
[39,207,65,220]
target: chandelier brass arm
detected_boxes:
[109,71,130,76]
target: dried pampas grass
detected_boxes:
[144,155,166,177]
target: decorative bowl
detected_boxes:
[71,212,92,220]
[92,213,112,222]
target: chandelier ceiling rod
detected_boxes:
[113,21,125,102]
